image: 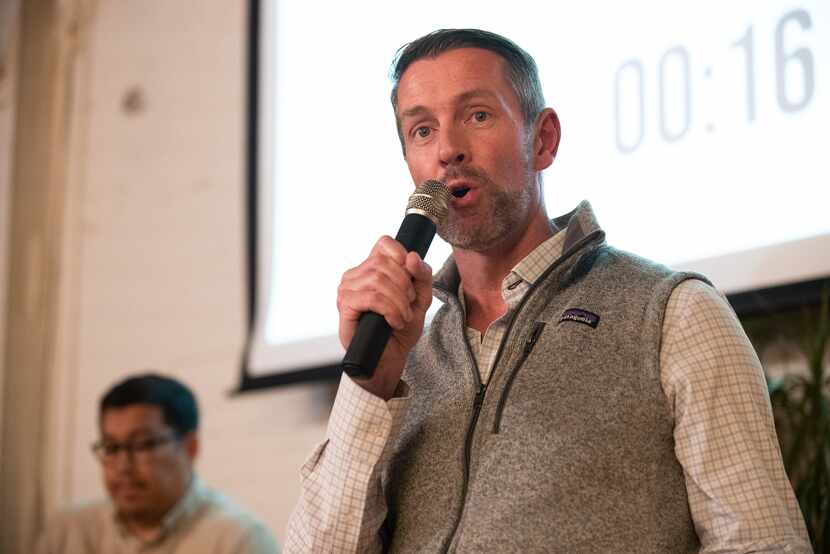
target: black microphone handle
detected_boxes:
[342,212,437,379]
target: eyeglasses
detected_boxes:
[91,433,179,464]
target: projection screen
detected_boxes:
[244,0,828,380]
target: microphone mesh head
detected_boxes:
[406,180,450,226]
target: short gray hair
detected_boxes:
[390,29,546,153]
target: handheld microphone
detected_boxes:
[342,180,450,379]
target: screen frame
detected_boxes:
[237,0,341,392]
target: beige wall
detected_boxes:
[2,1,331,550]
[0,0,21,472]
[56,0,334,539]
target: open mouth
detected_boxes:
[451,185,471,198]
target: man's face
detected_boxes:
[99,404,196,523]
[396,48,541,252]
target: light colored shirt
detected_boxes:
[461,228,567,383]
[285,231,811,553]
[37,476,280,554]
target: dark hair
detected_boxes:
[390,29,546,151]
[100,373,199,436]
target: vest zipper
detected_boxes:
[440,303,486,554]
[434,229,604,552]
[442,381,487,553]
[492,321,546,433]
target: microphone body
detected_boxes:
[342,181,450,379]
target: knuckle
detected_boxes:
[376,270,395,289]
[369,290,385,307]
[365,255,390,275]
[378,236,406,259]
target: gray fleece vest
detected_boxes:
[382,202,705,553]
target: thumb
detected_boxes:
[406,252,433,313]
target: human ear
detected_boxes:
[532,108,561,171]
[183,432,199,461]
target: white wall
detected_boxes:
[35,0,330,542]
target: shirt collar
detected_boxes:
[434,200,601,301]
[508,228,566,287]
[457,229,566,313]
[159,474,205,534]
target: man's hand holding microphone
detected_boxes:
[336,180,450,400]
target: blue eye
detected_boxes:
[416,127,431,138]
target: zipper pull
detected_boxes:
[523,321,546,356]
[473,384,486,412]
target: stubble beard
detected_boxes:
[437,157,537,253]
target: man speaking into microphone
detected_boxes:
[285,29,809,553]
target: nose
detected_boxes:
[112,448,137,470]
[439,126,469,168]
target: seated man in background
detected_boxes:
[37,373,280,554]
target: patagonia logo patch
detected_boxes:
[559,308,600,329]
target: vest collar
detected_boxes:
[432,200,604,302]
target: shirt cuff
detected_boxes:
[325,373,411,464]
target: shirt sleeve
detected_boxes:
[232,522,282,554]
[660,279,812,553]
[283,373,410,553]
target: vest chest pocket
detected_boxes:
[492,321,546,433]
[491,314,619,435]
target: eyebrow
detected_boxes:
[399,105,430,120]
[398,88,499,120]
[101,427,163,440]
[455,88,498,105]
